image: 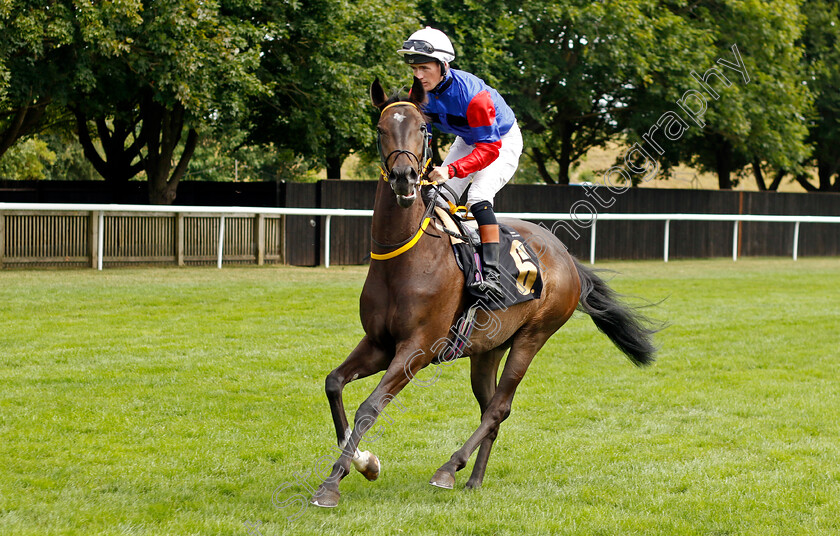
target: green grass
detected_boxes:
[1,258,839,535]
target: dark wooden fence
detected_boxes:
[497,185,840,260]
[3,179,839,266]
[311,182,840,264]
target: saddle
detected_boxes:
[426,206,545,365]
[432,206,543,312]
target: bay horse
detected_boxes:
[311,77,657,508]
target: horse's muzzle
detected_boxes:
[390,166,418,208]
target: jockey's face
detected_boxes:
[410,61,444,93]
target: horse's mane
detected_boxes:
[382,87,412,107]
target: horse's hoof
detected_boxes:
[429,469,455,489]
[354,452,380,481]
[310,485,340,508]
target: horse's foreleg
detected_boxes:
[313,341,432,508]
[325,336,391,482]
[431,338,542,490]
[463,348,506,490]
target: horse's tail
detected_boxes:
[573,258,658,366]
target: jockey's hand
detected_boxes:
[427,165,451,184]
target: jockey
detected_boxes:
[398,26,523,298]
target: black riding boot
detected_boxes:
[470,206,506,299]
[479,241,505,299]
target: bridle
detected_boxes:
[371,100,440,261]
[376,101,434,184]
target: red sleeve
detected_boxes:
[466,90,496,127]
[450,141,501,178]
[449,90,501,177]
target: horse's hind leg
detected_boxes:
[431,336,545,489]
[463,348,506,490]
[325,336,391,481]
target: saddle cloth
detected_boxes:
[432,207,543,311]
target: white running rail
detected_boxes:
[1,202,839,269]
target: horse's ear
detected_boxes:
[370,78,387,109]
[408,76,426,107]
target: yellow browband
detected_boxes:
[381,101,418,114]
[370,217,431,261]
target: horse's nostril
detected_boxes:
[391,166,415,181]
[390,166,417,196]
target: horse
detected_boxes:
[311,77,658,508]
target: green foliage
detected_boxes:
[0,136,54,180]
[68,0,269,202]
[42,132,102,182]
[70,0,264,121]
[417,0,516,85]
[186,134,315,183]
[647,0,812,189]
[0,1,75,102]
[505,0,711,184]
[0,1,838,191]
[796,0,840,191]
[0,131,100,181]
[0,1,76,156]
[247,0,418,177]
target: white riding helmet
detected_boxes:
[397,27,455,65]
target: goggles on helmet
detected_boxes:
[402,39,453,56]
[402,39,435,54]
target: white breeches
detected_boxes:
[439,122,523,209]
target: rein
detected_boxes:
[370,185,441,260]
[370,217,432,261]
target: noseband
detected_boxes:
[377,101,433,184]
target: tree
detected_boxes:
[0,136,55,179]
[247,0,417,179]
[501,0,711,185]
[644,0,811,190]
[68,0,266,203]
[0,1,75,159]
[0,130,97,181]
[793,0,840,192]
